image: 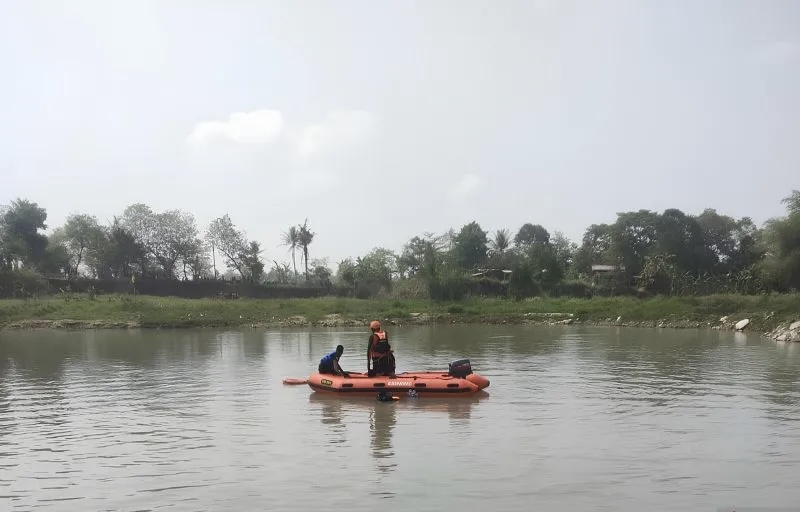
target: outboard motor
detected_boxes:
[448,358,473,378]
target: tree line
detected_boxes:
[1,190,799,299]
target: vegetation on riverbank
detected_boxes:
[4,192,799,339]
[2,190,800,304]
[1,293,798,333]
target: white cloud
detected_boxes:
[187,109,284,145]
[183,108,375,201]
[448,173,482,201]
[186,109,374,165]
[290,110,374,161]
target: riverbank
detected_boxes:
[1,293,799,340]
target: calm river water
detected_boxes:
[1,325,800,511]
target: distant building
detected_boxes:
[590,264,627,285]
[470,268,513,281]
[591,264,619,273]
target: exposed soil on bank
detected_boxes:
[3,311,798,342]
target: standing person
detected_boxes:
[318,345,349,377]
[367,320,396,377]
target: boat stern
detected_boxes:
[448,358,490,391]
[466,372,490,390]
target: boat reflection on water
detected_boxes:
[308,390,488,422]
[404,391,489,422]
[308,391,489,475]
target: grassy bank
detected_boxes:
[1,293,799,333]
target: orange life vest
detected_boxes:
[369,330,391,359]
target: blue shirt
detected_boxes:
[320,351,340,365]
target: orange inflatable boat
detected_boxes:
[305,359,490,397]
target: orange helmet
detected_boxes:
[369,320,381,330]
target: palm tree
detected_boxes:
[281,225,300,283]
[491,229,510,255]
[490,229,510,266]
[297,218,315,281]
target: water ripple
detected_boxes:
[1,327,800,511]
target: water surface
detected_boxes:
[1,325,799,511]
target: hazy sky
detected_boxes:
[2,0,798,267]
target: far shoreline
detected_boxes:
[0,314,774,332]
[1,293,798,342]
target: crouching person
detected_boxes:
[318,345,349,377]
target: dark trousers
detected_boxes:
[371,353,395,375]
[318,361,335,374]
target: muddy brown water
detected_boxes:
[1,325,799,511]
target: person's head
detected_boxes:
[335,344,344,356]
[369,320,381,332]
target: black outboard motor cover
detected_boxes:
[448,358,473,378]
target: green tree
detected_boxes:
[40,241,71,276]
[358,248,397,287]
[266,261,293,284]
[694,208,762,272]
[507,259,542,299]
[452,221,488,270]
[757,190,800,291]
[120,204,199,278]
[489,228,511,266]
[205,214,248,279]
[609,210,660,276]
[52,213,106,277]
[514,223,550,248]
[550,231,577,278]
[573,223,613,276]
[239,241,265,283]
[338,248,397,297]
[639,253,680,295]
[89,218,147,278]
[397,232,447,278]
[185,243,212,280]
[525,243,563,291]
[654,208,714,275]
[783,190,800,216]
[0,198,49,270]
[307,258,333,288]
[336,258,358,288]
[153,210,200,278]
[176,237,207,280]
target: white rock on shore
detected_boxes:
[766,320,800,343]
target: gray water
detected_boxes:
[1,325,800,512]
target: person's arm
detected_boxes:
[334,358,348,377]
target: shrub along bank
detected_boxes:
[1,293,799,337]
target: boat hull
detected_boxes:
[306,370,490,397]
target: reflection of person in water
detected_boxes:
[369,401,398,475]
[320,397,342,425]
[312,395,347,446]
